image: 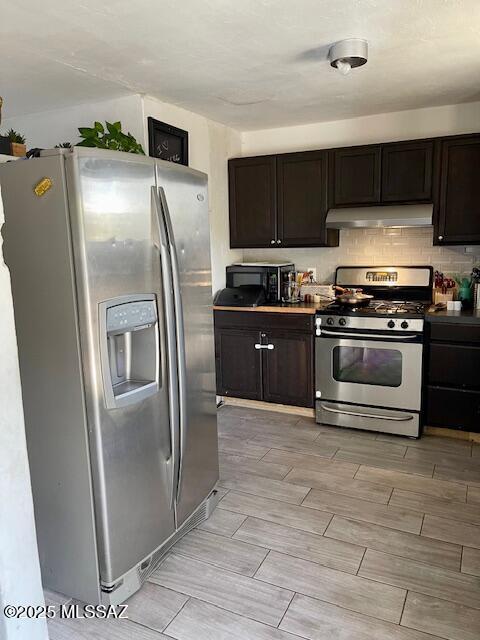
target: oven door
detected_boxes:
[316,332,423,411]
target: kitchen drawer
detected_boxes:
[429,322,480,344]
[426,386,480,432]
[214,310,313,333]
[428,343,480,390]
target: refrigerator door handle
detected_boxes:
[158,186,188,502]
[151,187,179,510]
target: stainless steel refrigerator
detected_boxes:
[0,148,219,604]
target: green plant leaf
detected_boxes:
[76,138,96,147]
[78,127,97,138]
[105,121,117,136]
[77,120,144,154]
[94,137,109,148]
[6,128,26,144]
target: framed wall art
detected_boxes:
[148,117,189,166]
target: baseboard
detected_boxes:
[221,397,315,418]
[424,425,480,443]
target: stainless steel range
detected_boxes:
[315,266,433,437]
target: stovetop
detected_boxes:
[319,299,428,319]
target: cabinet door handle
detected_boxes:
[270,239,275,245]
[254,343,274,350]
[438,235,443,241]
[277,239,282,244]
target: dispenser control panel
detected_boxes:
[106,301,157,333]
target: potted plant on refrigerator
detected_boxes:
[77,121,145,154]
[6,128,27,156]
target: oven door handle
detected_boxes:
[318,328,419,340]
[321,403,414,422]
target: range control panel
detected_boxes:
[366,271,398,282]
[315,315,424,335]
[106,300,157,333]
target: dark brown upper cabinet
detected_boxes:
[228,156,276,248]
[381,140,434,203]
[437,134,480,245]
[277,151,338,247]
[229,152,337,249]
[229,132,480,248]
[330,145,382,207]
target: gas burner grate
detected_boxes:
[370,301,426,314]
[325,299,427,315]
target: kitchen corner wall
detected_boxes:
[2,94,145,150]
[244,227,477,284]
[141,96,242,293]
[2,94,243,294]
[241,100,480,282]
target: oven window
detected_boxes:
[232,273,262,287]
[332,346,402,387]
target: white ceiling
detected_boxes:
[1,0,480,130]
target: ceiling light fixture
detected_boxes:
[328,38,368,75]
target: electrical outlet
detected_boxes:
[307,267,317,281]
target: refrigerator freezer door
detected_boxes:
[65,150,175,586]
[155,160,219,526]
[99,295,160,409]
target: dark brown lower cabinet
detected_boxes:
[214,311,314,408]
[215,328,262,400]
[425,322,480,431]
[426,387,480,432]
[262,331,313,407]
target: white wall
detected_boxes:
[241,100,480,155]
[0,175,48,640]
[2,94,144,150]
[241,101,480,279]
[141,96,242,294]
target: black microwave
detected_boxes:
[226,263,294,303]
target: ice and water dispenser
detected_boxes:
[99,294,160,409]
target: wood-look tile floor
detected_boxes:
[47,405,480,640]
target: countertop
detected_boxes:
[215,304,480,323]
[213,302,330,315]
[425,308,480,325]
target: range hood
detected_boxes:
[325,204,433,229]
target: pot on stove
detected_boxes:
[334,286,374,307]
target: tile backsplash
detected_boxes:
[243,227,479,284]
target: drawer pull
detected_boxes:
[254,343,274,350]
[322,403,414,422]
